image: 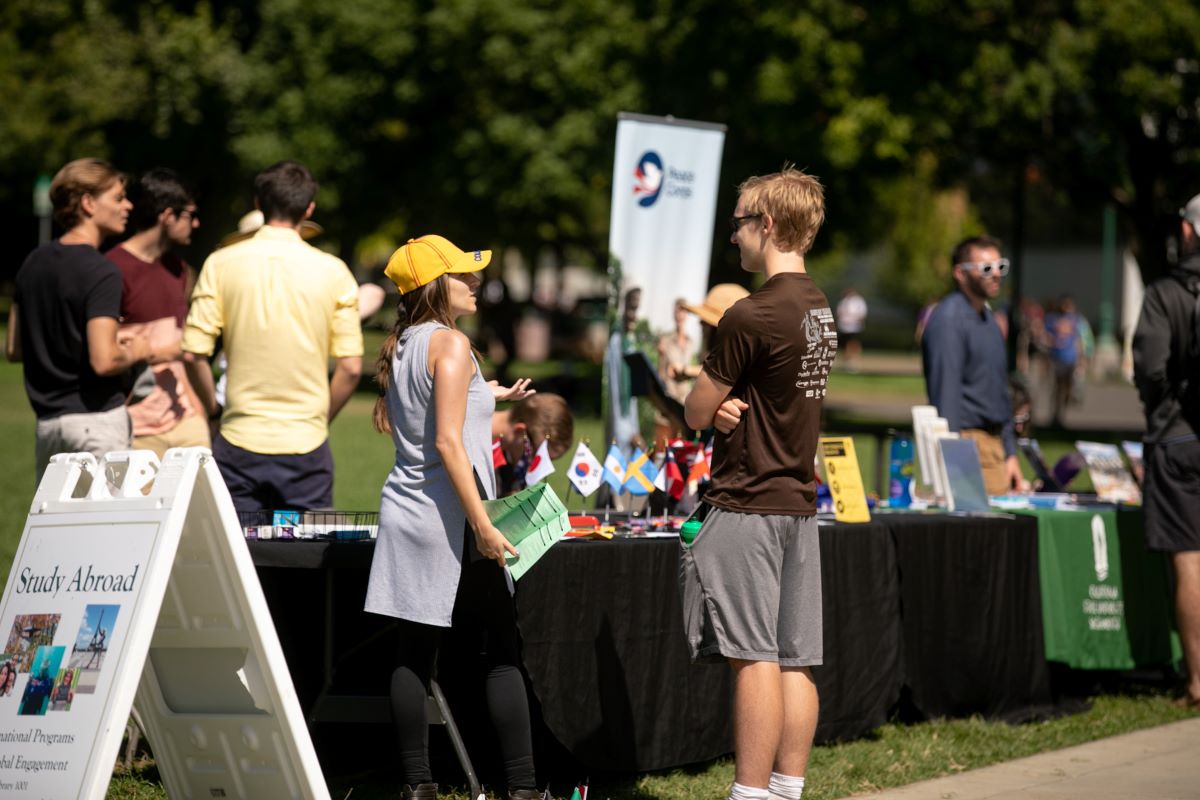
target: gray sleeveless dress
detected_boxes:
[365,321,497,626]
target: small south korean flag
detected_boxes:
[567,441,603,497]
[524,438,556,485]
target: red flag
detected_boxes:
[665,449,686,501]
[492,438,507,469]
[687,447,710,495]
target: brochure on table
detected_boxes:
[818,437,871,523]
[929,428,960,503]
[937,437,990,513]
[0,448,328,800]
[1076,440,1141,505]
[1120,441,1144,486]
[911,405,938,490]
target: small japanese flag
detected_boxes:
[524,438,556,485]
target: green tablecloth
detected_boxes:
[1022,507,1180,670]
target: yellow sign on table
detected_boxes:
[819,436,871,523]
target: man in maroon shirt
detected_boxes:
[683,167,836,800]
[106,168,210,458]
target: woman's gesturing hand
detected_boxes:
[476,523,520,568]
[488,378,535,402]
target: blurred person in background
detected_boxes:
[492,393,574,496]
[656,297,697,446]
[6,158,151,481]
[1044,295,1083,426]
[605,286,644,457]
[182,160,363,511]
[1014,296,1047,377]
[106,168,210,459]
[835,287,867,371]
[679,283,752,374]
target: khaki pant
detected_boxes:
[961,428,1008,496]
[132,413,211,461]
[35,406,132,484]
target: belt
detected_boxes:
[963,423,1004,437]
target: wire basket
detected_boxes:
[239,510,379,541]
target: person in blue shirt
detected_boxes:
[922,235,1027,496]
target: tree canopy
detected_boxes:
[2,0,1197,293]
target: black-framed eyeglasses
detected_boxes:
[175,208,199,223]
[957,258,1010,277]
[729,214,761,233]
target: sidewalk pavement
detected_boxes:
[837,717,1200,800]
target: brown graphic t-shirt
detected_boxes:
[702,272,837,515]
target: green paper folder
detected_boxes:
[482,483,570,581]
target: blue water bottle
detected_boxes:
[888,435,914,508]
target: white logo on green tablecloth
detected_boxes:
[1092,514,1109,581]
[1083,514,1123,631]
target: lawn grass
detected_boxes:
[0,339,1179,800]
[827,372,927,399]
[106,691,1196,800]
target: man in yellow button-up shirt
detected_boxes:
[183,160,363,511]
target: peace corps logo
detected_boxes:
[633,151,664,207]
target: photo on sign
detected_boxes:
[19,645,65,716]
[4,613,61,673]
[0,655,19,697]
[69,603,121,691]
[49,665,81,712]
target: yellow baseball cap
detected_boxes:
[385,235,491,295]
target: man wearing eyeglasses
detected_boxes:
[922,234,1025,496]
[1133,192,1200,711]
[683,167,835,800]
[106,168,211,458]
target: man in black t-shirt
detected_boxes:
[683,167,835,800]
[1133,192,1200,710]
[5,158,151,482]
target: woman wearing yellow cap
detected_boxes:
[363,235,544,800]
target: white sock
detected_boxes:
[728,781,770,800]
[767,772,806,800]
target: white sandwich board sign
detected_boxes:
[0,448,328,799]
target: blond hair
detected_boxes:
[737,165,825,255]
[49,158,125,230]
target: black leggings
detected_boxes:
[390,529,535,791]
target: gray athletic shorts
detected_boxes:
[679,506,823,666]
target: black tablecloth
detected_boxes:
[811,521,902,742]
[886,512,1054,722]
[246,512,1046,773]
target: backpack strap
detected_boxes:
[1170,272,1200,422]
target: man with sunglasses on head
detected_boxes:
[922,235,1026,496]
[106,168,211,458]
[1133,192,1200,711]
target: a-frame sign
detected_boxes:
[0,448,329,799]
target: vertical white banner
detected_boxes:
[608,113,727,333]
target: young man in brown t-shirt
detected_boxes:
[683,167,836,800]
